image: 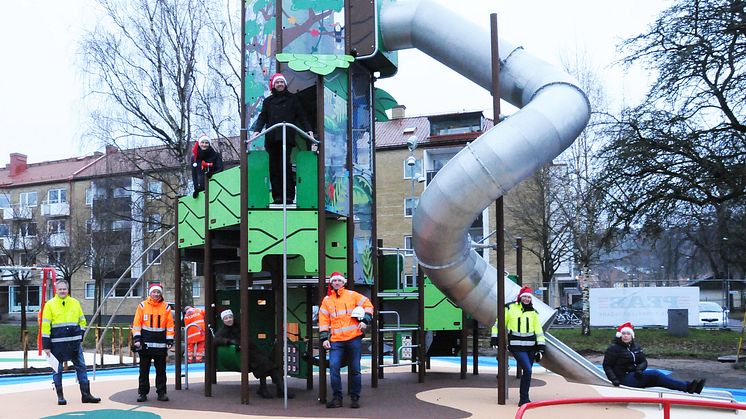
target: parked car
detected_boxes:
[698,301,729,328]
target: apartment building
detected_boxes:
[374,108,547,290]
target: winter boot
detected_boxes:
[157,392,169,402]
[350,395,360,409]
[80,382,101,403]
[137,394,148,402]
[694,378,706,394]
[326,396,342,408]
[54,384,67,405]
[256,385,273,399]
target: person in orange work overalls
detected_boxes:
[183,305,206,363]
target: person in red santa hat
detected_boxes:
[191,134,224,198]
[250,73,314,205]
[603,321,706,393]
[502,286,545,406]
[132,283,175,402]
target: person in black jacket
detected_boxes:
[214,309,292,399]
[251,73,313,204]
[191,134,224,198]
[602,322,706,393]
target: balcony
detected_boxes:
[48,232,69,248]
[2,206,33,220]
[42,202,70,217]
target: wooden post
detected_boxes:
[119,328,124,365]
[22,330,28,371]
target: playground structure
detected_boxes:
[79,0,735,409]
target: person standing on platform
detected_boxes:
[41,279,101,405]
[132,283,174,402]
[504,286,545,407]
[183,305,206,363]
[251,73,314,204]
[319,272,373,409]
[191,134,224,198]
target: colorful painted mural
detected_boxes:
[244,0,277,150]
[323,69,349,216]
[282,0,345,55]
[351,65,374,284]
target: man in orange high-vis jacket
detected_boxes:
[183,306,206,363]
[132,283,174,403]
[318,272,373,409]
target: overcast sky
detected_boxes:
[0,0,670,166]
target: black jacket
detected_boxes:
[214,323,276,378]
[191,145,224,192]
[602,338,648,383]
[252,90,311,142]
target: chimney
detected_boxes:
[9,153,27,177]
[391,105,406,120]
[105,145,118,155]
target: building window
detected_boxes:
[9,285,41,312]
[19,222,37,237]
[404,274,414,288]
[403,159,423,179]
[112,220,131,230]
[404,197,419,217]
[0,194,10,208]
[48,251,66,264]
[85,283,96,299]
[404,235,413,255]
[85,219,93,234]
[20,253,36,266]
[192,280,201,298]
[47,189,67,204]
[0,223,8,237]
[113,187,130,198]
[85,188,93,206]
[19,191,38,207]
[147,181,162,199]
[147,214,162,232]
[147,249,162,265]
[104,280,141,298]
[47,220,66,234]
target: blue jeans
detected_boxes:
[329,335,362,400]
[52,345,89,387]
[510,350,536,403]
[621,369,688,391]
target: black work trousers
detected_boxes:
[265,137,295,203]
[138,352,167,396]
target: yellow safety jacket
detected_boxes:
[41,295,86,360]
[497,302,546,352]
[319,287,374,343]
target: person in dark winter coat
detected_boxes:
[251,73,313,204]
[214,309,292,399]
[603,322,706,393]
[499,286,546,407]
[191,134,224,198]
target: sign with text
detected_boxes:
[589,287,699,326]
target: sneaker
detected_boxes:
[157,393,169,402]
[137,394,148,402]
[326,397,342,408]
[350,397,360,409]
[694,379,706,394]
[518,399,531,407]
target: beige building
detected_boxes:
[374,109,545,291]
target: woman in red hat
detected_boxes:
[503,286,545,406]
[602,322,706,393]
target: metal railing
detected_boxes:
[515,396,746,419]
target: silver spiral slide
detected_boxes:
[379,0,604,385]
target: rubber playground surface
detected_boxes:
[0,351,743,419]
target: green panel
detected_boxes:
[214,289,275,370]
[424,279,463,331]
[248,151,271,208]
[379,254,404,290]
[247,210,319,273]
[295,151,318,209]
[208,166,241,229]
[177,195,205,248]
[324,218,347,277]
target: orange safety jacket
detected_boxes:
[319,287,374,343]
[132,297,175,354]
[184,308,206,344]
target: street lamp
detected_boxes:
[406,136,419,287]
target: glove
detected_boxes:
[534,350,544,363]
[490,337,498,348]
[611,379,621,387]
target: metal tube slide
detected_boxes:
[380,0,590,327]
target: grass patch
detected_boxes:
[549,327,739,361]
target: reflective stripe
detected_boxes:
[42,334,50,338]
[332,325,359,334]
[319,308,329,315]
[319,326,330,331]
[133,332,141,337]
[511,331,534,337]
[145,342,167,348]
[51,322,79,328]
[509,340,535,347]
[142,326,166,332]
[42,319,52,324]
[167,328,174,332]
[51,336,82,343]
